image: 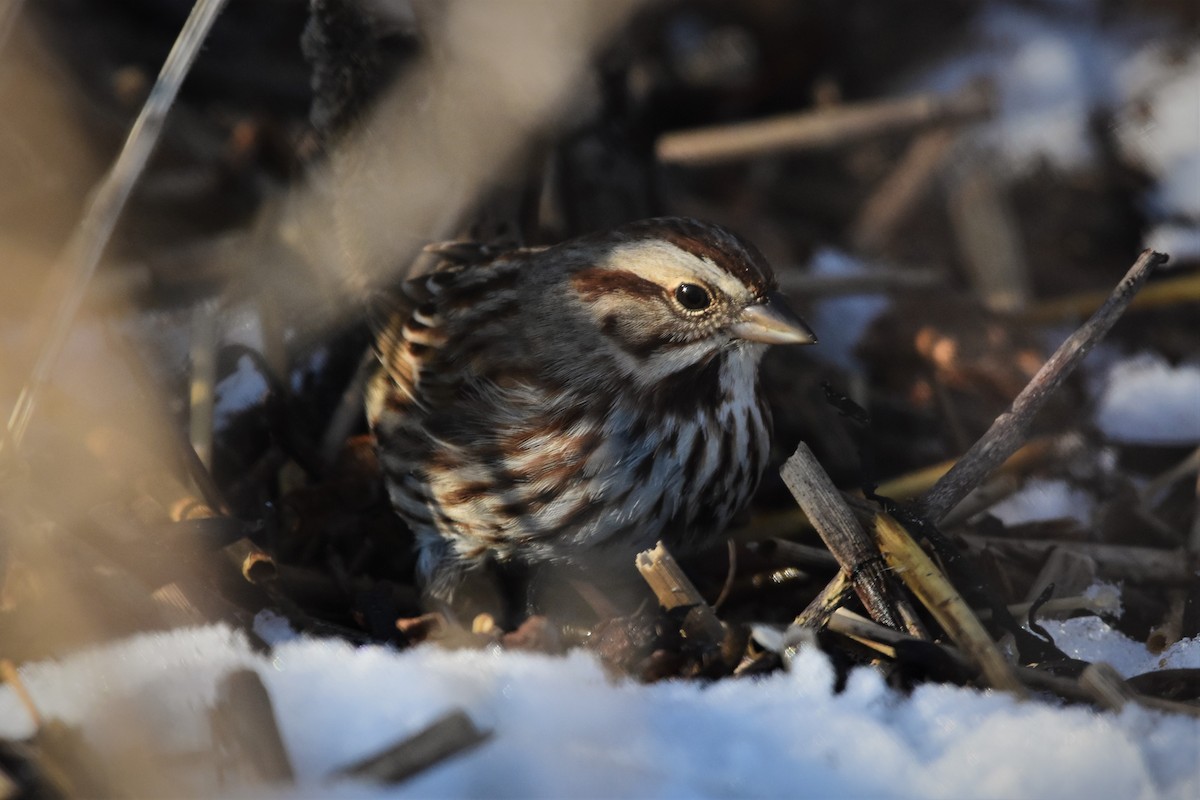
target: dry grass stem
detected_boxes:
[1023,270,1200,324]
[0,0,230,457]
[874,514,1027,696]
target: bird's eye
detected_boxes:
[674,283,711,311]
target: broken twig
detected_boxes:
[636,541,726,645]
[781,444,923,635]
[335,710,490,784]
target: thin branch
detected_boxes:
[334,710,490,784]
[657,81,992,166]
[0,0,230,458]
[780,444,924,635]
[920,249,1170,522]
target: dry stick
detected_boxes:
[656,81,992,166]
[793,569,852,629]
[750,437,1055,540]
[0,0,230,458]
[825,609,1200,709]
[635,541,726,645]
[335,710,491,785]
[852,127,957,253]
[780,444,924,636]
[921,249,1170,523]
[188,301,219,470]
[1079,662,1139,711]
[974,590,1121,622]
[760,539,840,571]
[960,535,1200,584]
[875,514,1026,696]
[211,670,295,785]
[826,609,1091,701]
[946,158,1032,313]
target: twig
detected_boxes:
[852,128,957,253]
[974,590,1121,622]
[656,81,992,166]
[780,444,923,635]
[960,535,1200,583]
[793,569,852,629]
[635,541,725,645]
[875,514,1026,696]
[920,249,1170,522]
[711,540,738,612]
[1077,663,1200,718]
[189,300,219,470]
[0,0,231,458]
[334,710,490,784]
[756,539,839,571]
[750,438,1054,540]
[825,608,1090,701]
[1079,662,1138,711]
[211,670,295,784]
[945,158,1031,313]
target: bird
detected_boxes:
[366,217,816,611]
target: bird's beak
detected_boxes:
[730,291,817,345]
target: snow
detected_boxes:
[1144,224,1200,263]
[214,353,271,429]
[987,478,1094,527]
[1116,47,1200,219]
[1042,616,1200,678]
[1094,353,1200,445]
[911,3,1135,173]
[806,248,891,370]
[2,614,1198,799]
[908,2,1199,255]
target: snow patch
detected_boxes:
[988,478,1094,526]
[2,619,1198,799]
[214,354,270,429]
[1094,354,1200,444]
[807,248,891,370]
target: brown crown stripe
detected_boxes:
[618,217,776,297]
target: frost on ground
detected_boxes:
[1,615,1198,800]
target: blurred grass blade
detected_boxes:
[1,0,229,457]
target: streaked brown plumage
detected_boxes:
[366,217,816,603]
